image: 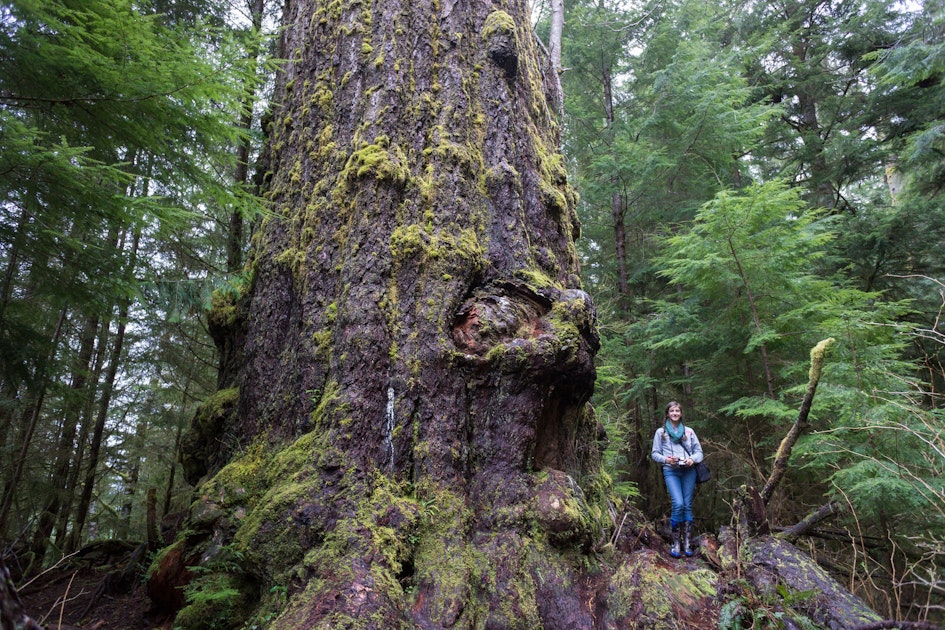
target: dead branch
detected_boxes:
[761,338,834,505]
[780,500,843,540]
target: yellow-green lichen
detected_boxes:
[310,83,333,112]
[514,268,560,291]
[389,224,484,270]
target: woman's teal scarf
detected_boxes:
[665,420,685,443]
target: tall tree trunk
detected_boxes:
[163,419,184,517]
[119,464,141,540]
[726,234,776,398]
[67,230,139,553]
[227,0,267,273]
[0,208,43,505]
[28,311,99,565]
[600,59,630,306]
[0,379,19,480]
[53,313,110,547]
[547,0,564,115]
[0,309,66,540]
[611,190,630,304]
[170,1,605,627]
[0,206,28,319]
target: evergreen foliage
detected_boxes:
[0,0,269,561]
[560,0,944,620]
[0,0,941,622]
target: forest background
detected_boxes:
[0,0,942,625]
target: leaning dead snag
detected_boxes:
[761,337,834,505]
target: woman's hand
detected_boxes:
[682,458,693,467]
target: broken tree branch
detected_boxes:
[779,500,844,540]
[761,338,834,505]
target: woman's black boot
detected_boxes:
[670,523,682,558]
[683,521,694,557]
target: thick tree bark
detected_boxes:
[152,4,902,629]
[170,1,605,627]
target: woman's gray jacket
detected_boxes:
[651,425,704,471]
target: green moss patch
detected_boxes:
[608,550,718,627]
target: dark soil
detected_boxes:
[16,564,170,630]
[17,565,171,630]
[11,541,174,630]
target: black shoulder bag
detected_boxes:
[680,437,711,484]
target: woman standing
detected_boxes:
[651,401,704,557]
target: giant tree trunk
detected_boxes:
[168,0,606,628]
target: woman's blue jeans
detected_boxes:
[663,465,696,525]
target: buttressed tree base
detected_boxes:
[155,0,610,627]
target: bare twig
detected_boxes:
[59,570,78,629]
[17,550,81,592]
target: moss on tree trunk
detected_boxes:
[168,1,609,628]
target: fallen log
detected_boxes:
[720,528,883,629]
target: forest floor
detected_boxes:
[16,559,173,629]
[18,565,172,629]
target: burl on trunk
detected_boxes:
[162,0,609,628]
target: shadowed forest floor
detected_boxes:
[14,547,173,630]
[18,566,171,630]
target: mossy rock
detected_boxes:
[607,549,718,628]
